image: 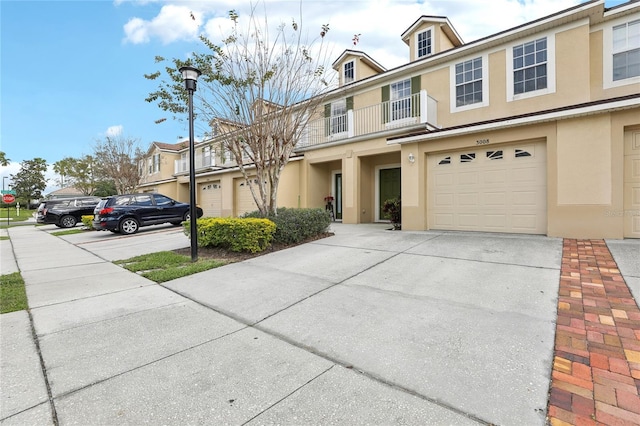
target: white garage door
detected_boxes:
[428,142,547,234]
[235,178,258,217]
[198,181,221,218]
[624,129,640,238]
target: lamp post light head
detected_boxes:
[179,66,202,92]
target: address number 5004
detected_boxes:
[476,139,489,145]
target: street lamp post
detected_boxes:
[179,66,202,262]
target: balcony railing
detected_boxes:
[175,154,232,174]
[298,90,437,149]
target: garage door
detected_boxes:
[624,129,640,238]
[198,181,221,218]
[428,142,547,234]
[235,178,258,217]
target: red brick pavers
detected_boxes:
[547,239,640,425]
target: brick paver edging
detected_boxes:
[547,239,640,425]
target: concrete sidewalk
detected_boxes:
[1,224,638,425]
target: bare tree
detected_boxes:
[146,4,334,215]
[93,136,143,194]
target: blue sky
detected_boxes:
[0,0,629,193]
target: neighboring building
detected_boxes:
[46,186,85,199]
[138,0,640,239]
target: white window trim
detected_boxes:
[343,60,356,85]
[386,78,414,126]
[330,99,348,137]
[415,26,434,59]
[603,15,640,89]
[506,31,556,102]
[450,54,489,113]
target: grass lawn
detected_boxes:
[1,272,28,313]
[0,207,35,228]
[51,229,84,236]
[115,251,226,283]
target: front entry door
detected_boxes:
[379,168,401,220]
[334,173,343,220]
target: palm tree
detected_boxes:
[0,151,10,167]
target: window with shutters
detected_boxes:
[391,79,411,121]
[331,100,347,135]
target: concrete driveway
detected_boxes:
[164,224,564,425]
[3,223,565,425]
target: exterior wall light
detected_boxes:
[408,153,415,163]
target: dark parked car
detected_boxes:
[37,196,101,227]
[93,193,203,235]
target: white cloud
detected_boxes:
[105,125,124,137]
[122,0,583,69]
[123,4,202,44]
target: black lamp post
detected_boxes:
[179,65,202,262]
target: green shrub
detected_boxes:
[243,207,331,244]
[81,215,94,229]
[184,217,276,253]
[382,198,401,230]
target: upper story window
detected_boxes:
[149,153,160,174]
[417,29,432,58]
[391,79,412,121]
[331,100,347,135]
[506,33,555,101]
[455,57,483,107]
[343,60,355,84]
[613,19,640,81]
[513,37,547,94]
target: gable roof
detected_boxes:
[331,49,387,73]
[148,141,189,153]
[401,16,464,47]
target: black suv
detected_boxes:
[37,196,101,228]
[93,193,203,235]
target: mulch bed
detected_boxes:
[173,232,334,263]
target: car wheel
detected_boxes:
[60,215,77,228]
[184,212,191,222]
[119,218,139,235]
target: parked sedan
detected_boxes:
[38,197,101,227]
[93,193,203,235]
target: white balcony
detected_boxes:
[174,153,228,174]
[298,90,437,149]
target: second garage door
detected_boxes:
[198,181,222,217]
[235,178,259,217]
[428,142,547,234]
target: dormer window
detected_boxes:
[343,60,355,84]
[417,29,432,58]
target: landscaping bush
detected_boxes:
[243,207,331,244]
[382,197,401,230]
[81,215,94,229]
[184,217,276,253]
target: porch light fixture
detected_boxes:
[179,65,202,262]
[408,153,415,163]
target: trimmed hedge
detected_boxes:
[243,207,331,245]
[184,217,276,253]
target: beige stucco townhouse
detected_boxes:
[137,0,640,239]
